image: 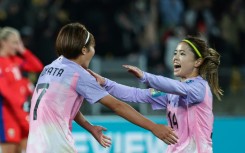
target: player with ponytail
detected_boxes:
[89,35,222,153]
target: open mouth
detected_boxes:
[174,64,181,72]
[174,65,181,68]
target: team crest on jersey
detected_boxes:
[185,80,194,84]
[7,128,15,138]
[150,88,165,97]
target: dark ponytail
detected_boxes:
[199,48,223,100]
[184,36,223,101]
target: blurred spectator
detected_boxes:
[0,27,43,153]
[183,0,217,37]
[0,0,244,116]
[159,0,184,28]
[217,0,245,93]
[115,0,149,56]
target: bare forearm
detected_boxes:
[115,103,155,131]
[74,111,93,132]
[101,96,155,131]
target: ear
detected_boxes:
[81,47,87,55]
[194,58,203,68]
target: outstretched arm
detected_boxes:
[122,65,143,79]
[99,95,178,145]
[87,69,168,109]
[123,65,206,103]
[74,111,111,148]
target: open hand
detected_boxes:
[122,65,143,79]
[87,69,106,86]
[90,125,112,148]
[151,124,178,145]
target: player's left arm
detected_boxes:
[122,65,205,103]
[87,69,168,108]
[104,78,168,109]
[74,111,111,148]
[142,72,206,104]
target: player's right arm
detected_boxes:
[99,95,178,145]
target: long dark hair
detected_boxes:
[183,36,223,101]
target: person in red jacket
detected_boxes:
[0,27,43,153]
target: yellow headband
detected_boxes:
[182,39,202,58]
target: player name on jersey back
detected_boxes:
[41,67,64,77]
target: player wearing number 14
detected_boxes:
[88,36,223,153]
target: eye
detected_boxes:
[180,52,185,55]
[173,52,177,55]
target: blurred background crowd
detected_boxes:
[0,0,244,116]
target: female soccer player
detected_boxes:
[26,22,178,153]
[89,36,223,153]
[0,27,43,153]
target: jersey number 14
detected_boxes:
[168,111,178,129]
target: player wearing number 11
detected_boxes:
[26,22,178,153]
[88,36,223,153]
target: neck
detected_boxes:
[70,58,80,65]
[69,56,87,69]
[180,71,199,82]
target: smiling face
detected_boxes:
[173,42,202,81]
